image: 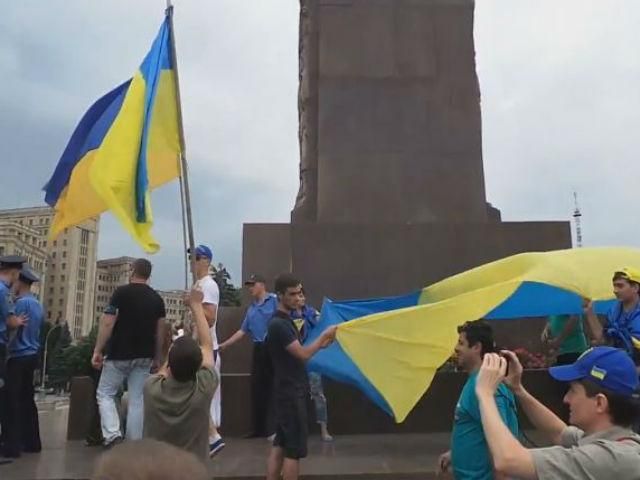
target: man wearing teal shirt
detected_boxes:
[439,320,519,479]
[542,315,588,366]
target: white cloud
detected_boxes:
[2,0,640,289]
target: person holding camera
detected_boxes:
[438,320,519,479]
[476,346,640,479]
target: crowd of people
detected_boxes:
[439,266,640,479]
[2,247,640,479]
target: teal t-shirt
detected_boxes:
[451,372,519,480]
[548,315,588,355]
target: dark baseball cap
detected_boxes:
[19,267,40,284]
[244,274,266,285]
[549,346,639,397]
[0,255,27,269]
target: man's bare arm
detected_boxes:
[94,313,116,355]
[187,290,214,370]
[203,303,218,329]
[285,326,337,362]
[219,329,246,350]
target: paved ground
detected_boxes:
[2,400,451,479]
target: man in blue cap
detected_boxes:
[0,255,28,464]
[187,244,225,457]
[3,267,43,458]
[475,346,640,479]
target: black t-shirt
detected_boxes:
[105,283,166,360]
[266,310,308,399]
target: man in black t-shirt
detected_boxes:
[266,273,337,480]
[92,258,166,447]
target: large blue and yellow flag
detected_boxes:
[44,12,180,253]
[307,247,640,422]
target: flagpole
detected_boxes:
[166,1,197,287]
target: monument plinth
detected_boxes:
[243,0,570,308]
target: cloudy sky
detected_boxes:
[1,1,639,290]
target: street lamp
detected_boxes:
[41,323,62,391]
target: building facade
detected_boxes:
[94,256,136,325]
[0,207,99,339]
[0,220,48,299]
[158,289,186,326]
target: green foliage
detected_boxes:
[212,263,241,307]
[47,325,97,390]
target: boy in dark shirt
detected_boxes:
[266,273,337,480]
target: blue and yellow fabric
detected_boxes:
[44,12,180,253]
[307,247,640,422]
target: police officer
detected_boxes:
[0,255,27,464]
[4,267,43,458]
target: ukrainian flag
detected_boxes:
[44,12,180,253]
[309,247,640,422]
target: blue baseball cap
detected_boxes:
[549,346,639,397]
[187,244,213,261]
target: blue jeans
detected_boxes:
[96,358,152,442]
[309,372,328,424]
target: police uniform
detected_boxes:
[4,267,43,457]
[0,255,26,458]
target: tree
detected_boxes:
[47,325,97,391]
[47,322,72,391]
[211,263,241,306]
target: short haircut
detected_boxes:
[580,379,640,427]
[457,320,496,356]
[274,273,301,295]
[92,439,208,480]
[168,336,202,382]
[132,258,152,280]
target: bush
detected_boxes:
[47,326,97,391]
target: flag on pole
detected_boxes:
[44,12,181,253]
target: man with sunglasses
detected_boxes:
[187,244,224,457]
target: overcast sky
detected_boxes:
[1,1,639,290]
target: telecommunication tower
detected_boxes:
[573,192,583,248]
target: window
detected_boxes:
[48,299,52,307]
[58,299,63,306]
[62,251,67,258]
[29,219,33,226]
[63,239,67,247]
[62,263,66,270]
[52,252,56,259]
[49,287,54,294]
[47,311,51,319]
[60,287,64,294]
[61,275,65,282]
[53,240,57,247]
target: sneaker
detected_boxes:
[103,436,123,450]
[321,433,334,442]
[208,437,225,458]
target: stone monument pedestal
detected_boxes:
[243,222,570,307]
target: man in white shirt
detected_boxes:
[188,244,224,457]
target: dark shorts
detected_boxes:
[273,395,308,460]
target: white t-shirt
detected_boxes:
[195,275,220,349]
